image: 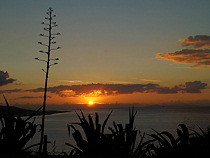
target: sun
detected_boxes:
[85,97,99,107]
[88,101,94,106]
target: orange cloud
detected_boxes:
[157,49,210,68]
[180,35,210,48]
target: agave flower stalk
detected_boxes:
[35,7,60,154]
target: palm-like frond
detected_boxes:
[66,110,113,156]
[0,96,38,154]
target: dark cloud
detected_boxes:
[2,81,207,96]
[17,96,52,99]
[0,70,16,86]
[0,89,22,94]
[27,82,207,97]
[27,84,159,97]
[157,49,210,68]
[180,35,210,48]
[153,81,207,94]
[183,81,207,93]
[150,86,180,94]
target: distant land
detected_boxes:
[0,105,69,117]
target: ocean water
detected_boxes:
[27,105,210,154]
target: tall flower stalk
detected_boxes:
[35,7,61,154]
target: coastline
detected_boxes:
[0,105,70,117]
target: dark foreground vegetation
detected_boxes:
[1,97,210,158]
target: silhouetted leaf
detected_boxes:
[3,95,12,117]
[101,110,112,134]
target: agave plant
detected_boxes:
[66,108,150,157]
[147,124,197,158]
[108,108,150,157]
[0,96,38,154]
[189,125,210,157]
[66,110,112,156]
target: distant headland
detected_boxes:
[0,105,69,117]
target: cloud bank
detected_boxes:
[157,49,210,68]
[180,35,210,48]
[0,89,22,94]
[17,96,52,99]
[2,81,207,98]
[25,81,207,97]
[157,35,210,68]
[0,70,16,86]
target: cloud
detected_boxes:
[157,49,210,68]
[180,35,210,48]
[17,96,52,99]
[153,81,207,94]
[141,79,161,83]
[157,35,210,68]
[150,86,180,94]
[183,81,207,93]
[0,70,16,86]
[59,80,83,84]
[26,81,207,97]
[0,89,22,94]
[2,81,207,96]
[106,80,134,84]
[27,83,158,97]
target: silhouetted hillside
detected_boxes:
[0,105,69,117]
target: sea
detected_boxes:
[26,105,210,154]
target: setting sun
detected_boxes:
[88,101,94,106]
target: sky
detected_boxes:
[1,0,210,109]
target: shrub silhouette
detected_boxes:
[108,108,150,157]
[147,124,210,158]
[66,110,112,156]
[66,108,150,157]
[189,125,210,157]
[66,109,210,158]
[0,96,38,154]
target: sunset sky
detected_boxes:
[1,0,210,109]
